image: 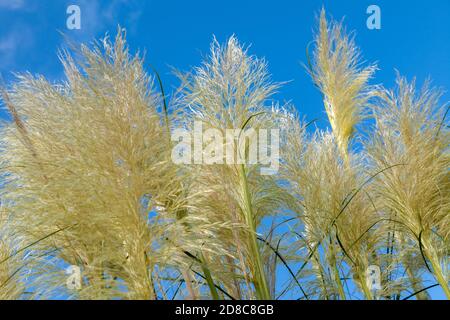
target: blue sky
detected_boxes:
[1,0,449,124]
[0,0,448,299]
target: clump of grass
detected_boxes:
[176,36,286,299]
[0,10,448,300]
[366,76,450,298]
[0,30,192,299]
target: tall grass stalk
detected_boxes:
[239,164,271,299]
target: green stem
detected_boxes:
[422,235,450,299]
[429,258,450,299]
[400,234,430,300]
[200,254,220,300]
[311,254,330,299]
[329,242,346,300]
[332,261,346,300]
[239,164,271,300]
[358,271,373,300]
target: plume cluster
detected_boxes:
[0,10,448,300]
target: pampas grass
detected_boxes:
[366,76,450,298]
[310,10,377,162]
[0,10,448,300]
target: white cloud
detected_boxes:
[0,0,25,10]
[0,24,34,70]
[0,1,143,72]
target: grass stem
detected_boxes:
[239,164,271,300]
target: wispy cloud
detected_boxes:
[0,24,34,71]
[0,1,143,75]
[70,0,143,39]
[0,0,25,10]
